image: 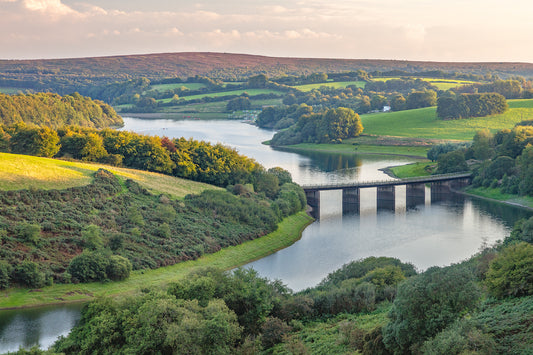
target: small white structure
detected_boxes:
[383,106,391,112]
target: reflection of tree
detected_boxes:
[471,198,531,228]
[297,151,363,172]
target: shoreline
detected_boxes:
[273,144,428,159]
[0,211,314,310]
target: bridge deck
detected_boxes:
[302,172,472,191]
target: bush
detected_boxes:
[67,251,109,283]
[17,222,42,245]
[261,317,291,349]
[106,255,132,281]
[383,266,481,353]
[12,261,47,288]
[0,260,12,289]
[485,242,533,298]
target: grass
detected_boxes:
[388,162,435,178]
[149,83,206,91]
[463,186,533,210]
[278,142,429,158]
[372,77,478,90]
[292,81,366,92]
[0,87,23,94]
[0,211,314,309]
[0,152,219,199]
[160,88,284,103]
[360,99,533,140]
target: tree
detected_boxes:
[436,150,468,174]
[106,255,132,281]
[226,96,251,112]
[67,251,109,283]
[406,90,437,109]
[485,242,533,298]
[471,129,494,160]
[383,266,481,353]
[320,107,363,142]
[12,261,47,288]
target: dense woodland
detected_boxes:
[436,92,508,119]
[0,93,122,128]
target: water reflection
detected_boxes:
[246,192,531,291]
[0,304,83,353]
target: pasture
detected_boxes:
[293,81,366,92]
[360,99,533,140]
[371,77,478,90]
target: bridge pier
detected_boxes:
[305,189,320,218]
[377,185,395,211]
[431,181,450,203]
[406,183,425,209]
[342,187,360,214]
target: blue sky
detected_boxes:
[1,0,532,62]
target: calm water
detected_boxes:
[1,117,530,352]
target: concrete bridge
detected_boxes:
[302,172,472,216]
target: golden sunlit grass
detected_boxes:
[0,152,220,198]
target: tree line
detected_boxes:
[0,124,287,189]
[0,92,123,128]
[436,92,508,119]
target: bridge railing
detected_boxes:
[301,172,472,190]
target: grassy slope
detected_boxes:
[159,88,283,103]
[360,99,533,140]
[0,152,219,198]
[463,186,533,210]
[0,211,313,309]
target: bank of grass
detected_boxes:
[278,142,429,158]
[463,186,533,210]
[360,99,533,140]
[388,162,435,178]
[292,81,366,92]
[0,211,313,309]
[0,152,219,198]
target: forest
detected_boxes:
[0,93,122,128]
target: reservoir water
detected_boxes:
[1,117,530,352]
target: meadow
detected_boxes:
[292,80,366,92]
[0,152,219,198]
[371,77,478,90]
[360,99,533,140]
[159,88,284,103]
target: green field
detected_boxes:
[389,162,434,178]
[0,152,219,198]
[162,88,284,103]
[372,77,478,90]
[0,211,313,309]
[292,81,366,92]
[464,186,533,210]
[360,99,533,140]
[149,82,207,91]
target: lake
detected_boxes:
[1,117,530,352]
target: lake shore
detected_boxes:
[0,211,314,310]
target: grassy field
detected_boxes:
[388,162,435,178]
[0,211,313,309]
[277,142,429,158]
[292,81,366,92]
[149,82,207,91]
[0,153,219,198]
[372,77,478,90]
[160,88,284,103]
[361,99,533,140]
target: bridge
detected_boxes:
[302,172,472,217]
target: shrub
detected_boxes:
[0,260,12,289]
[81,224,104,250]
[485,242,533,298]
[67,251,109,283]
[12,261,47,288]
[17,222,42,245]
[383,266,481,353]
[106,255,132,281]
[261,317,291,349]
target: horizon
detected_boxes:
[1,0,532,62]
[3,51,533,65]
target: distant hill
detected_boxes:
[2,52,533,84]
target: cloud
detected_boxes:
[23,0,75,15]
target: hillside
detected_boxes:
[0,152,219,198]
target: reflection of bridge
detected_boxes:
[302,172,472,217]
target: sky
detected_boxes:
[1,0,532,62]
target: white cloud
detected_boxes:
[23,0,75,15]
